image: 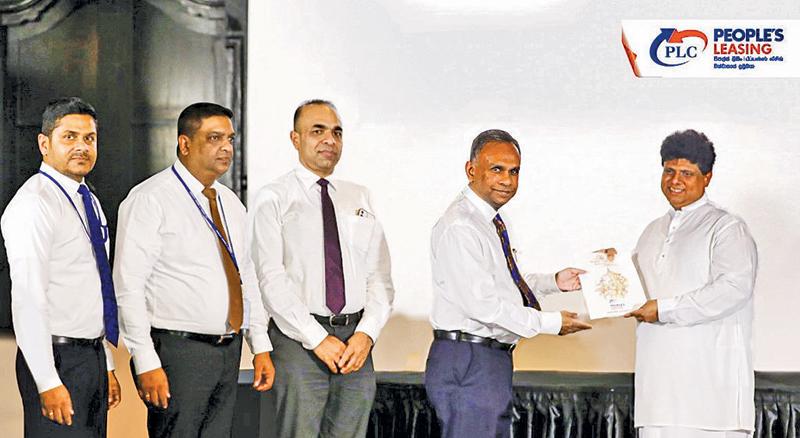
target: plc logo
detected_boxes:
[649,28,708,67]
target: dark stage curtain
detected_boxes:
[235,371,800,438]
[366,372,800,438]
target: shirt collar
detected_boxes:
[463,186,501,222]
[39,162,83,194]
[668,193,709,218]
[295,165,337,192]
[173,159,221,195]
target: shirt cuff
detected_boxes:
[539,273,562,294]
[35,371,64,394]
[656,297,678,323]
[103,342,116,371]
[132,349,163,375]
[245,330,273,355]
[303,323,330,350]
[540,311,563,335]
[354,317,381,343]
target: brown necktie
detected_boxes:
[202,187,243,333]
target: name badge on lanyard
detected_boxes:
[38,170,108,243]
[171,165,240,272]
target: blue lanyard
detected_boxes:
[171,166,239,271]
[38,170,108,243]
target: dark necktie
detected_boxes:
[492,213,541,310]
[201,188,244,333]
[318,179,346,314]
[77,185,119,346]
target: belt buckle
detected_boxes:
[328,314,349,327]
[215,334,234,345]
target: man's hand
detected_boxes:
[108,371,121,410]
[593,247,618,262]
[559,311,592,335]
[137,367,171,409]
[40,384,73,426]
[556,268,586,291]
[313,335,347,374]
[625,299,659,323]
[338,332,373,375]
[252,352,276,392]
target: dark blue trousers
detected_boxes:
[424,338,514,438]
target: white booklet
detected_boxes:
[579,249,646,320]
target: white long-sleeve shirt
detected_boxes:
[633,194,758,431]
[114,159,271,374]
[248,166,395,350]
[1,162,115,393]
[429,187,563,345]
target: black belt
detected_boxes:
[151,328,239,346]
[433,330,516,352]
[51,335,104,347]
[312,310,364,327]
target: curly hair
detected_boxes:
[660,129,716,174]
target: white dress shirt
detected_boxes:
[633,194,758,432]
[248,166,395,350]
[429,187,563,345]
[1,162,115,393]
[114,160,271,374]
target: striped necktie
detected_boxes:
[492,213,541,310]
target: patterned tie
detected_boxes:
[77,185,119,346]
[492,213,541,310]
[318,179,346,314]
[201,188,244,333]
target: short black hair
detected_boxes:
[41,97,97,137]
[470,129,520,161]
[660,129,716,174]
[293,99,338,131]
[177,102,234,138]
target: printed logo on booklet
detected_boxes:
[622,20,798,77]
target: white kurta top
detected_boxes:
[633,195,758,431]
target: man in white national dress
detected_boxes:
[626,129,758,438]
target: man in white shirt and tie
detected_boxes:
[425,129,591,438]
[1,97,121,437]
[626,129,758,438]
[113,102,274,437]
[248,99,395,437]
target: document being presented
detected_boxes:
[580,249,646,320]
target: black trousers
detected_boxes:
[141,331,243,438]
[16,344,108,438]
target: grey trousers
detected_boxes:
[267,320,377,438]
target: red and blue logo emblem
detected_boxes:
[649,28,708,66]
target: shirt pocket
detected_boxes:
[343,215,376,255]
